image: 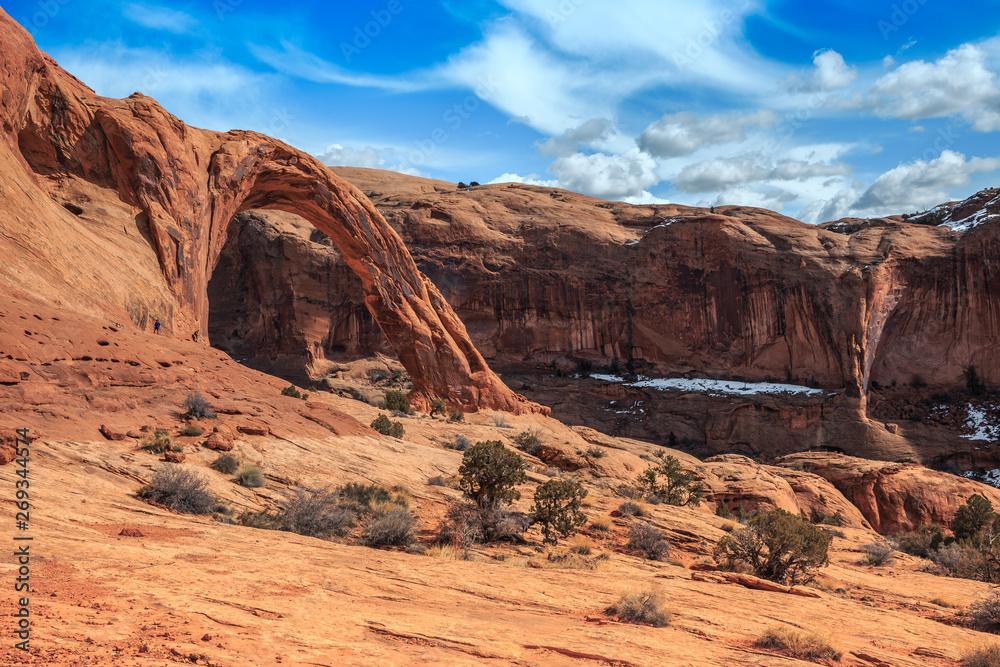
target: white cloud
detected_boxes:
[712,186,798,211]
[539,118,617,157]
[864,44,1000,131]
[784,49,857,92]
[637,110,779,158]
[623,191,671,205]
[316,144,424,176]
[800,150,1000,222]
[122,3,198,34]
[548,148,660,200]
[673,152,851,193]
[486,172,559,187]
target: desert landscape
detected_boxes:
[3,3,1000,666]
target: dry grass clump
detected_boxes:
[618,500,647,517]
[755,625,842,662]
[931,595,961,608]
[590,515,611,532]
[140,429,176,453]
[425,544,465,560]
[236,463,265,488]
[627,521,671,561]
[963,642,1000,667]
[605,590,671,627]
[858,541,895,567]
[138,465,217,514]
[568,536,595,555]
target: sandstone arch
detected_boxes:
[3,11,545,414]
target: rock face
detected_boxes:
[778,451,1000,533]
[0,10,543,414]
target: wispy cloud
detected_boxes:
[122,3,198,34]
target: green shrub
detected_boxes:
[458,440,526,508]
[605,590,670,627]
[755,625,841,661]
[140,429,175,453]
[138,465,217,514]
[370,414,405,438]
[236,464,265,488]
[279,487,355,538]
[384,389,410,413]
[896,524,945,557]
[337,482,408,513]
[954,494,998,542]
[511,429,542,455]
[965,365,988,396]
[532,478,588,544]
[715,508,831,584]
[716,503,733,519]
[815,511,845,527]
[445,434,472,451]
[210,453,241,475]
[182,391,215,419]
[430,397,447,417]
[362,508,417,547]
[636,456,705,506]
[281,385,303,399]
[627,521,671,561]
[178,423,205,437]
[447,408,465,423]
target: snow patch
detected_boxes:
[942,192,1000,232]
[588,373,826,397]
[962,403,1000,441]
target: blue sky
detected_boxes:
[9,0,1000,221]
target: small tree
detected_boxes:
[429,397,447,417]
[965,365,988,396]
[953,494,998,542]
[637,456,705,506]
[715,509,831,584]
[384,390,410,413]
[532,478,588,544]
[183,391,215,419]
[371,414,405,439]
[458,440,526,508]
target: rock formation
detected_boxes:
[0,10,543,414]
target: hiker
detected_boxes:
[154,319,161,334]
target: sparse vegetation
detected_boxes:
[370,414,405,438]
[755,625,842,662]
[585,446,607,459]
[210,453,241,475]
[138,465,217,514]
[715,509,832,584]
[490,412,511,428]
[511,428,542,455]
[627,521,671,561]
[716,503,733,519]
[859,541,896,566]
[445,434,472,451]
[337,482,408,514]
[953,494,999,542]
[383,389,410,413]
[970,588,1000,631]
[182,391,215,419]
[438,500,529,546]
[447,408,465,423]
[963,642,1000,667]
[618,500,646,517]
[139,429,176,454]
[532,478,588,544]
[458,440,527,508]
[636,456,705,506]
[278,487,356,538]
[430,397,447,417]
[178,423,205,437]
[590,515,612,532]
[896,524,945,557]
[605,590,671,627]
[236,464,265,488]
[281,385,304,399]
[362,507,418,548]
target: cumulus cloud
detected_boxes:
[637,110,779,158]
[784,49,857,92]
[539,118,617,157]
[800,150,1000,222]
[548,148,660,200]
[712,186,798,211]
[863,44,1000,131]
[316,144,423,176]
[486,172,559,187]
[673,152,852,193]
